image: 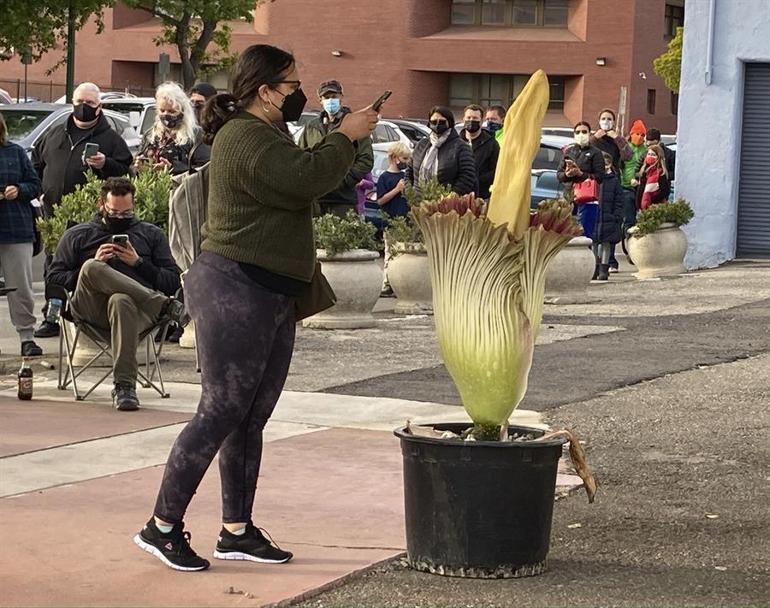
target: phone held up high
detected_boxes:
[372,90,392,112]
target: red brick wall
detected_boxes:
[1,0,677,133]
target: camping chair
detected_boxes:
[49,285,172,401]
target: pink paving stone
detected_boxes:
[0,428,406,608]
[0,396,192,457]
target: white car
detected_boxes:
[54,91,137,104]
[100,98,157,137]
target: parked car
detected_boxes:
[100,97,156,136]
[534,134,571,171]
[541,127,574,138]
[2,103,142,156]
[530,169,566,208]
[54,91,138,104]
[0,88,11,104]
[372,119,413,152]
[387,119,430,145]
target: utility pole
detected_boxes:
[65,0,76,103]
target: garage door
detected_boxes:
[737,63,770,257]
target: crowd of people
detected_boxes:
[0,41,678,573]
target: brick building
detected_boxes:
[1,0,683,132]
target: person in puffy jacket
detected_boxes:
[406,106,477,199]
[557,121,604,239]
[593,152,624,281]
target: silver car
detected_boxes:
[0,103,142,156]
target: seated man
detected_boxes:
[47,177,186,411]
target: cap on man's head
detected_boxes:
[190,82,217,99]
[317,80,344,97]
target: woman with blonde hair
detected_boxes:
[136,82,209,175]
[635,143,670,210]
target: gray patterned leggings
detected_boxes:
[153,252,296,524]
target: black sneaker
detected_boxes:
[21,340,43,357]
[33,320,60,338]
[112,383,140,411]
[213,523,293,564]
[162,298,190,328]
[134,519,210,572]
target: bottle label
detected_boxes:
[19,377,33,396]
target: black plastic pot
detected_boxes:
[394,423,567,578]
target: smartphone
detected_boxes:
[111,234,129,247]
[372,91,392,112]
[83,142,100,158]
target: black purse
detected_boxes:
[294,262,336,322]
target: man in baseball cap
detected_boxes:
[298,79,374,217]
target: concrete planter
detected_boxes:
[302,249,382,329]
[544,236,595,301]
[628,223,688,279]
[388,242,433,315]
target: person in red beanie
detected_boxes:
[620,120,648,243]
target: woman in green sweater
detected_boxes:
[134,44,378,572]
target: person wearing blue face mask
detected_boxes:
[299,80,374,217]
[483,105,507,144]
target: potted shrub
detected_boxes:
[303,210,382,329]
[627,198,693,279]
[37,170,173,364]
[394,71,597,579]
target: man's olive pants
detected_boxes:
[70,259,168,386]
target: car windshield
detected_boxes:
[1,109,54,142]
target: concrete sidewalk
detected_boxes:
[0,382,581,608]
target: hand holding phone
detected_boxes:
[111,234,129,247]
[372,91,392,112]
[83,143,100,159]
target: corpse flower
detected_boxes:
[412,70,582,436]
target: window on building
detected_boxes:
[670,91,679,115]
[665,2,685,38]
[449,73,566,112]
[451,0,569,27]
[647,89,657,115]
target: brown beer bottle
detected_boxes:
[18,358,33,400]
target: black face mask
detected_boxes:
[103,215,133,234]
[73,103,99,123]
[160,114,183,129]
[396,161,408,171]
[430,122,449,136]
[274,88,308,123]
[464,120,481,134]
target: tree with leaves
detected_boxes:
[124,0,272,89]
[0,0,113,62]
[654,26,683,93]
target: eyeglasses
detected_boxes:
[103,205,134,219]
[574,130,589,135]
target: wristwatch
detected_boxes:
[134,257,144,268]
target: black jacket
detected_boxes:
[297,108,374,206]
[139,128,209,176]
[406,130,478,197]
[32,114,132,216]
[557,144,605,185]
[460,129,499,199]
[47,214,181,296]
[595,172,624,244]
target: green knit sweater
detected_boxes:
[202,111,355,281]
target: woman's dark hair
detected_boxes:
[428,105,455,128]
[574,120,592,132]
[598,108,617,122]
[200,44,295,142]
[0,112,7,146]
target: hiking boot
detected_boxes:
[213,523,293,564]
[33,320,60,338]
[162,298,190,328]
[591,263,600,281]
[112,383,140,411]
[21,341,43,357]
[134,519,210,572]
